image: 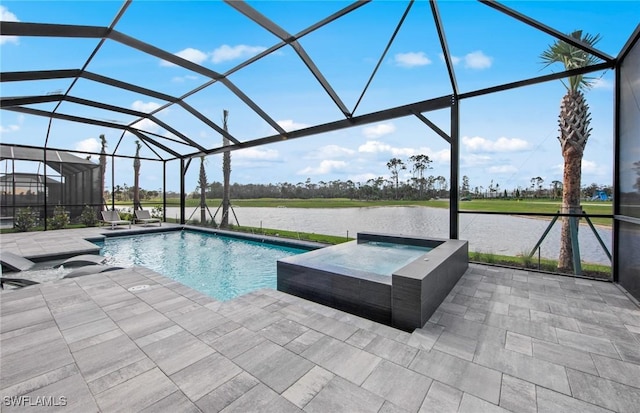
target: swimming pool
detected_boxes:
[96,230,309,301]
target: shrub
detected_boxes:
[484,251,497,264]
[520,251,533,268]
[14,207,36,232]
[117,207,133,222]
[48,204,70,229]
[151,206,163,219]
[79,205,98,227]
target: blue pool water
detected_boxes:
[95,230,308,301]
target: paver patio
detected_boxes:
[1,227,639,412]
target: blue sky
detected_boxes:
[1,1,638,193]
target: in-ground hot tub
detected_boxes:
[277,232,468,331]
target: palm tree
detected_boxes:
[199,155,208,224]
[541,30,601,271]
[221,109,231,228]
[386,157,405,200]
[133,140,141,210]
[99,134,107,209]
[409,154,432,199]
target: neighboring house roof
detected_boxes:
[0,144,99,176]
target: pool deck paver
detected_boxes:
[1,228,640,412]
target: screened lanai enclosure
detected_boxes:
[0,1,638,299]
[0,144,102,224]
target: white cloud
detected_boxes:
[359,140,408,156]
[487,165,518,174]
[438,53,461,65]
[362,123,396,138]
[176,48,208,64]
[552,159,609,177]
[0,6,19,45]
[132,100,162,113]
[461,154,492,167]
[464,51,492,69]
[430,149,451,164]
[0,124,19,133]
[308,145,355,159]
[358,140,449,160]
[349,173,378,183]
[211,44,267,64]
[462,136,530,153]
[234,147,279,160]
[591,77,612,90]
[159,45,266,67]
[394,52,431,68]
[172,75,199,83]
[130,118,159,132]
[582,159,608,176]
[160,47,208,66]
[277,119,310,131]
[298,160,348,175]
[74,138,101,153]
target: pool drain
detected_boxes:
[127,284,149,292]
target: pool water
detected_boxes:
[302,241,432,276]
[96,230,308,301]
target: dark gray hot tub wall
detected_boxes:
[391,238,468,330]
[277,242,393,325]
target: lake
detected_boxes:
[167,206,612,265]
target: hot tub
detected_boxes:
[277,232,468,331]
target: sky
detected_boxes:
[1,0,638,193]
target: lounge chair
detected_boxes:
[0,251,35,272]
[134,210,161,227]
[101,210,131,229]
[55,254,106,268]
[63,265,124,278]
[1,277,39,289]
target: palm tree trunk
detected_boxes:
[558,150,582,271]
[557,90,588,272]
[133,141,141,210]
[221,110,231,228]
[99,134,106,210]
[199,157,207,224]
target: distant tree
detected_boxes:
[583,182,600,199]
[436,176,447,197]
[409,154,432,199]
[551,180,562,199]
[530,177,544,196]
[461,175,470,196]
[386,158,406,200]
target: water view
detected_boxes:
[168,206,612,265]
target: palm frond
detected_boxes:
[540,30,602,92]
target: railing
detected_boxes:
[459,209,613,279]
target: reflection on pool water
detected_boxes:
[301,241,432,276]
[96,230,308,301]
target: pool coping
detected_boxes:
[1,224,328,268]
